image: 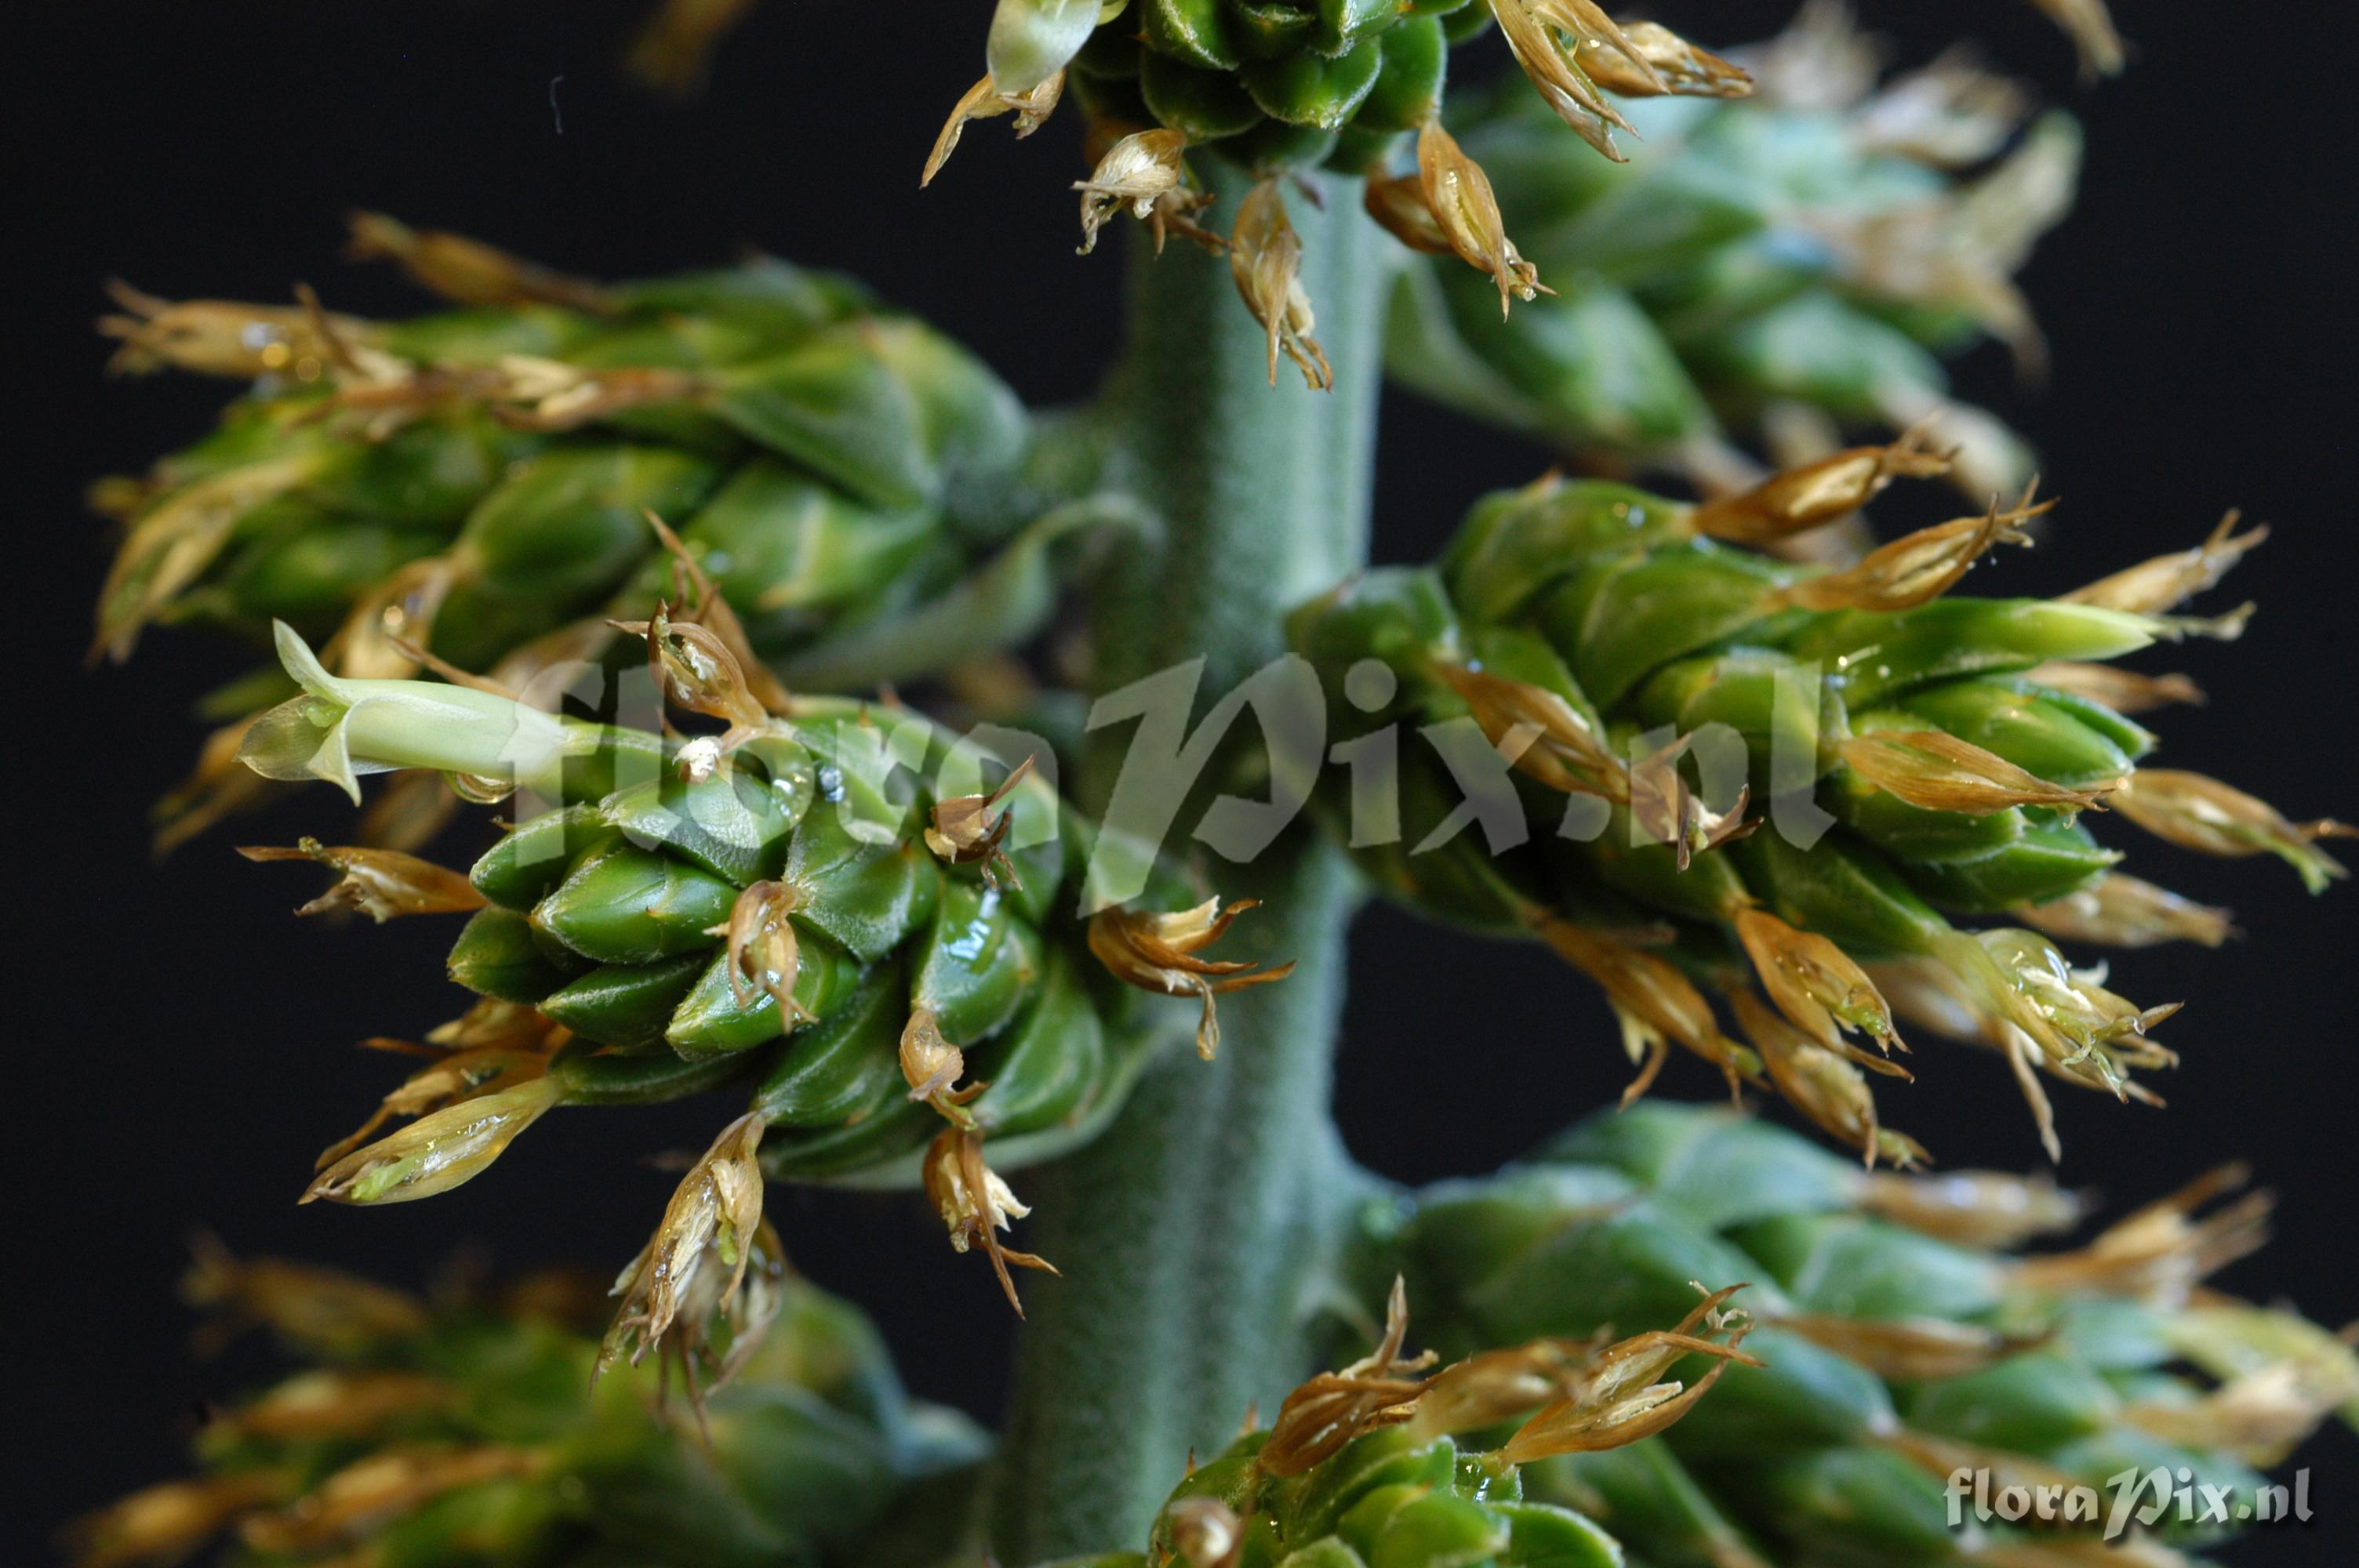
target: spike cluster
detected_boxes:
[1290,450,2339,1161]
[1364,1102,2354,1568]
[64,1244,983,1568]
[1391,3,2087,497]
[91,215,1096,849]
[931,3,2107,391]
[1074,1272,1754,1568]
[234,610,1285,1320]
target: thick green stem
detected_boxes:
[987,168,1389,1559]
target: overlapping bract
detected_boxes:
[1069,1271,1754,1568]
[91,216,1084,848]
[1290,455,2339,1160]
[234,612,1276,1319]
[65,1247,981,1568]
[1363,1102,2355,1568]
[1390,5,2080,496]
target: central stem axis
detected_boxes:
[989,169,1389,1559]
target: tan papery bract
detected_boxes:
[1494,1285,1758,1462]
[1774,1312,2027,1381]
[183,1235,433,1355]
[1259,1276,1435,1476]
[347,211,620,314]
[925,753,1035,890]
[1534,916,1759,1100]
[1856,1167,2084,1250]
[598,1112,772,1390]
[315,1044,554,1171]
[1434,662,1627,801]
[2017,872,2238,949]
[64,1473,293,1568]
[1731,990,1925,1170]
[924,1127,1058,1314]
[1415,121,1550,317]
[2012,1163,2272,1305]
[238,838,485,922]
[302,1077,563,1206]
[99,281,380,379]
[1579,20,1754,99]
[205,1369,453,1443]
[1230,179,1332,391]
[2026,660,2205,714]
[2027,0,2126,77]
[2063,511,2269,615]
[1839,728,2117,815]
[627,0,759,94]
[237,1446,542,1554]
[2110,771,2352,891]
[718,880,813,1026]
[925,71,1065,188]
[1687,426,1954,544]
[1733,909,1906,1065]
[1490,0,1637,159]
[1772,488,2045,612]
[1075,128,1190,255]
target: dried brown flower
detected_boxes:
[238,838,485,922]
[1087,896,1296,1060]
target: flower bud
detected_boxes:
[1733,909,1906,1064]
[1261,1276,1434,1476]
[1230,179,1333,391]
[1730,990,1924,1170]
[2061,510,2268,615]
[2016,872,2238,949]
[2026,659,2206,714]
[2110,770,2353,893]
[1414,121,1549,318]
[1837,728,2117,815]
[1772,488,2045,612]
[598,1112,774,1391]
[346,211,618,313]
[1580,20,1753,98]
[1687,427,1954,545]
[302,1076,562,1205]
[923,1127,1058,1313]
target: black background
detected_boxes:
[11,1,2356,1559]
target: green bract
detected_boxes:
[68,1248,983,1568]
[92,222,1103,847]
[1359,1102,2358,1568]
[231,619,1219,1317]
[1387,20,2077,495]
[1289,466,2315,1160]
